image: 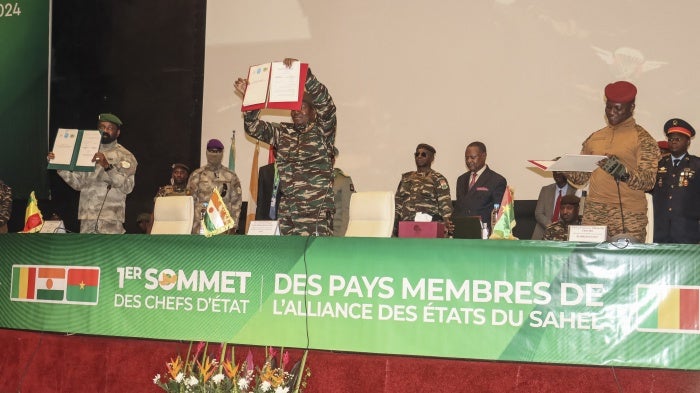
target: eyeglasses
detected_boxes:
[667,136,684,143]
[414,152,428,157]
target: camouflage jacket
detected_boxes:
[155,184,191,200]
[395,169,453,221]
[543,219,581,241]
[57,141,137,222]
[0,180,11,233]
[243,68,336,215]
[187,164,242,233]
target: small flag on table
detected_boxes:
[21,191,43,233]
[202,188,235,237]
[489,185,518,240]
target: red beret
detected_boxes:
[657,140,669,150]
[605,81,637,103]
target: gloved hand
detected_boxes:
[601,155,630,181]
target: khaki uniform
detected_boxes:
[57,141,137,234]
[567,117,659,241]
[187,165,242,234]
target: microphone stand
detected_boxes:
[93,184,112,233]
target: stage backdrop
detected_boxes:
[1,234,698,370]
[0,1,50,198]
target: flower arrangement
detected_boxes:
[153,342,310,393]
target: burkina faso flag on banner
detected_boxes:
[66,267,100,304]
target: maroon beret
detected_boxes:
[206,139,224,150]
[657,140,669,150]
[605,81,637,103]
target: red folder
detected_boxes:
[241,62,308,112]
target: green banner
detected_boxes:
[0,234,698,370]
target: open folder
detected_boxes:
[528,154,607,172]
[47,129,102,172]
[241,61,309,111]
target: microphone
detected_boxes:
[94,184,112,233]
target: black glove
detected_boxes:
[601,155,629,181]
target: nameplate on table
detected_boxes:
[568,225,607,243]
[247,220,280,236]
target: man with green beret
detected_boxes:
[155,163,192,198]
[47,113,137,234]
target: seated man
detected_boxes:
[533,169,576,240]
[543,195,581,241]
[394,143,452,235]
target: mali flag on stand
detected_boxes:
[489,185,518,240]
[21,191,43,233]
[201,188,235,237]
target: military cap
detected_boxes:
[171,163,190,172]
[664,118,695,138]
[416,143,436,154]
[98,113,123,126]
[560,195,580,206]
[206,139,224,150]
[657,140,669,150]
[604,81,637,103]
[136,213,151,223]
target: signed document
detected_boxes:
[529,154,607,172]
[241,63,273,110]
[241,61,308,111]
[48,129,102,172]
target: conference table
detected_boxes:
[1,234,698,392]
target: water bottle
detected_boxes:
[199,202,208,235]
[481,222,489,239]
[490,203,500,230]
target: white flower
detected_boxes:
[274,387,290,393]
[212,373,225,384]
[175,372,185,383]
[260,381,272,391]
[238,377,249,390]
[152,374,161,384]
[184,375,199,386]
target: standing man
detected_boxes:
[235,58,336,236]
[394,143,452,233]
[566,81,659,242]
[48,113,137,234]
[454,141,507,233]
[187,139,242,234]
[651,118,700,243]
[332,147,355,237]
[0,179,11,233]
[532,169,577,240]
[156,163,191,198]
[543,195,582,241]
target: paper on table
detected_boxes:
[242,63,272,109]
[75,130,102,167]
[49,129,80,166]
[529,154,607,172]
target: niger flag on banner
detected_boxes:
[489,185,518,240]
[202,188,235,237]
[21,191,43,233]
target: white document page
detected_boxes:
[242,63,272,107]
[546,154,607,172]
[49,129,80,165]
[268,61,301,103]
[74,130,102,167]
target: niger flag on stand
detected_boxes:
[21,191,43,233]
[202,188,235,237]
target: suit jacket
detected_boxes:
[255,163,281,220]
[454,166,507,230]
[532,184,577,240]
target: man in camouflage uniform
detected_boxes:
[0,179,11,233]
[394,143,453,235]
[235,58,336,236]
[651,118,700,244]
[543,195,581,241]
[566,81,659,242]
[48,113,137,234]
[187,139,242,234]
[332,147,355,237]
[155,163,191,198]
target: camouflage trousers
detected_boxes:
[279,210,333,236]
[583,201,647,242]
[81,220,125,234]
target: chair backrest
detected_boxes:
[344,191,395,238]
[150,196,194,235]
[645,192,654,243]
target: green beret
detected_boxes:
[98,113,123,126]
[171,163,190,172]
[416,143,436,154]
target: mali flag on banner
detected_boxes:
[11,266,37,300]
[201,188,235,237]
[21,191,43,233]
[489,185,518,240]
[11,266,65,301]
[637,285,700,333]
[66,267,100,304]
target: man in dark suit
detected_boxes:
[453,141,507,233]
[532,170,577,240]
[255,161,281,221]
[651,118,700,244]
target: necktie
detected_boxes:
[673,159,680,168]
[468,172,477,190]
[551,190,562,223]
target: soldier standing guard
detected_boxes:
[156,163,192,198]
[652,118,700,244]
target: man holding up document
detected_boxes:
[47,113,137,234]
[565,81,659,242]
[235,58,336,236]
